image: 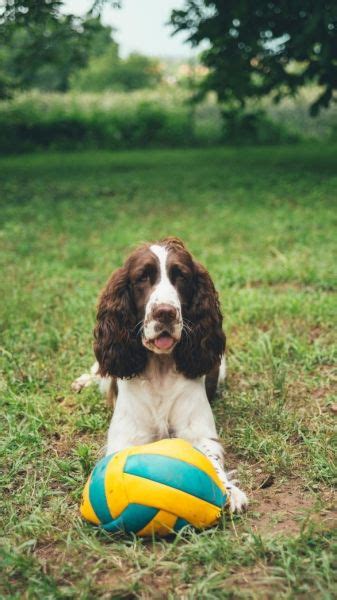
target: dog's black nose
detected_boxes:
[152,304,177,322]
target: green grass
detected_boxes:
[0,145,336,599]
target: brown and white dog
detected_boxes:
[72,237,248,512]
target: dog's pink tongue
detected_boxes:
[154,335,174,350]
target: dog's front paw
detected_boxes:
[71,373,93,393]
[227,485,249,513]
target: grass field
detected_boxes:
[1,145,336,599]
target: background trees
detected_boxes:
[170,1,337,115]
[0,1,95,93]
[1,0,337,149]
[0,0,160,95]
[71,51,161,93]
[2,0,336,112]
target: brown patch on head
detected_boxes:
[158,236,187,251]
[174,266,225,378]
[127,245,161,316]
[157,237,226,377]
[166,243,195,309]
[94,244,159,379]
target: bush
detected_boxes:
[0,92,194,153]
[0,90,303,154]
[222,109,300,145]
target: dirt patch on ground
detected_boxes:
[49,430,103,458]
[34,540,67,575]
[212,452,333,537]
[249,478,336,536]
[224,564,286,599]
[49,431,76,457]
[94,568,137,598]
[251,482,313,535]
[223,482,336,598]
[315,364,337,381]
[286,380,312,407]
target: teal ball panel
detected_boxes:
[89,455,113,524]
[103,504,159,533]
[123,453,225,508]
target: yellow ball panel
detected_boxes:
[104,448,129,519]
[137,510,177,537]
[80,475,100,525]
[124,472,221,528]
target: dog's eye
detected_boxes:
[137,272,150,283]
[172,266,187,281]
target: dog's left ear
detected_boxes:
[94,265,147,379]
[174,261,225,378]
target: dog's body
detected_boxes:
[73,238,248,512]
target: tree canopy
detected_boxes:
[0,0,159,95]
[71,50,161,92]
[0,2,115,93]
[170,1,337,115]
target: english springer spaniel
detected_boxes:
[72,237,248,512]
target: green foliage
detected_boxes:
[0,2,117,94]
[115,53,162,91]
[0,93,194,152]
[0,0,159,95]
[0,68,15,99]
[0,90,302,153]
[71,50,161,92]
[0,0,113,27]
[222,108,299,144]
[0,0,63,26]
[171,1,337,115]
[2,18,88,92]
[0,145,336,597]
[70,46,119,92]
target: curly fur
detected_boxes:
[174,261,226,378]
[94,265,147,379]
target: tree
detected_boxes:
[170,1,337,115]
[0,1,118,93]
[0,0,116,26]
[70,45,119,92]
[113,53,162,91]
[71,51,162,92]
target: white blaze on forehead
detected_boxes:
[142,244,183,343]
[139,244,179,314]
[150,244,168,277]
[149,244,180,308]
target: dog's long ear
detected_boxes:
[94,266,147,379]
[174,261,225,378]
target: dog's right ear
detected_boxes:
[174,261,225,378]
[94,266,147,379]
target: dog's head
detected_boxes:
[94,237,225,379]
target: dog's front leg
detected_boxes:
[173,389,248,513]
[194,437,248,513]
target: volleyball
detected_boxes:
[80,438,227,536]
